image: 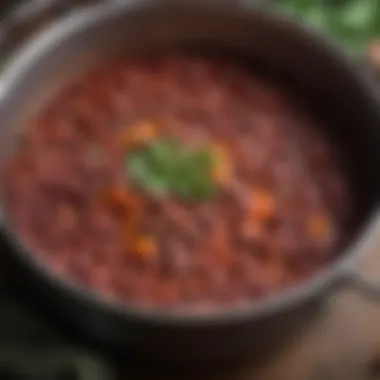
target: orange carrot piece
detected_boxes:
[211,143,232,184]
[133,235,157,261]
[122,120,157,147]
[250,188,276,222]
[307,214,331,240]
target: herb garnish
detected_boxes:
[126,138,219,201]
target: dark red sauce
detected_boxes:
[5,56,351,311]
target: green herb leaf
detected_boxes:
[126,138,219,202]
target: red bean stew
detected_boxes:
[5,56,351,311]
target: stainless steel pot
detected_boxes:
[1,0,380,368]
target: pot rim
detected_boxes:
[1,0,379,325]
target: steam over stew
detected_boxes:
[5,56,350,310]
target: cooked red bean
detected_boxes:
[5,56,351,311]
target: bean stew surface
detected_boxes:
[5,56,351,311]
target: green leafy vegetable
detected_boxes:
[273,0,380,55]
[126,138,218,202]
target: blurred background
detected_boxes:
[274,0,380,56]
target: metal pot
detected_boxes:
[1,0,380,368]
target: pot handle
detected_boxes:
[344,269,380,300]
